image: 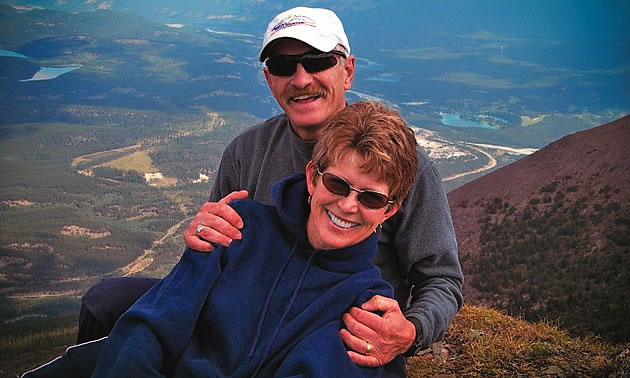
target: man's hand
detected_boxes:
[340,295,416,367]
[183,190,249,251]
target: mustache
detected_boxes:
[286,85,326,99]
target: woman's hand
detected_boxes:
[183,190,249,251]
[340,295,416,367]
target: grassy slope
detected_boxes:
[408,305,627,377]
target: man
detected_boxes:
[79,6,463,376]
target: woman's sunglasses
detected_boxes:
[265,51,346,77]
[316,166,394,209]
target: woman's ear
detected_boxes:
[381,203,400,223]
[305,161,316,196]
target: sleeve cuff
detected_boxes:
[403,316,424,357]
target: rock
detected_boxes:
[544,365,563,375]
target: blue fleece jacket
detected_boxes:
[92,174,395,377]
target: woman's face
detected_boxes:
[305,153,399,250]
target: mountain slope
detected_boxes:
[448,115,630,342]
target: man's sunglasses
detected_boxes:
[316,166,394,209]
[265,51,346,77]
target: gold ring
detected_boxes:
[366,341,372,355]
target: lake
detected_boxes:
[0,48,28,58]
[440,113,494,129]
[19,66,82,82]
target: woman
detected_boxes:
[24,101,419,378]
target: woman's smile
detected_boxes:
[326,209,359,229]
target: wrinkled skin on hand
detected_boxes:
[183,190,249,251]
[340,295,416,367]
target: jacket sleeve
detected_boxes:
[354,271,395,306]
[92,248,225,377]
[276,321,384,378]
[395,159,464,349]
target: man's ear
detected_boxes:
[263,66,281,98]
[343,55,355,90]
[263,64,269,77]
[305,161,316,195]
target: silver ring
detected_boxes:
[196,225,207,234]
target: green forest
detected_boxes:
[461,177,630,343]
[0,106,258,358]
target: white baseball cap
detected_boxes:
[259,6,351,62]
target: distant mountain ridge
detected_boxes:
[448,115,630,342]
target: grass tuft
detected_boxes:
[407,304,625,377]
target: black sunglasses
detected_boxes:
[265,51,346,77]
[315,166,394,209]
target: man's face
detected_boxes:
[263,39,355,141]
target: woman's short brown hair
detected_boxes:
[311,101,419,206]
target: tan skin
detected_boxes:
[262,39,353,141]
[304,158,399,251]
[182,38,415,367]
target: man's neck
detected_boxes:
[288,121,325,141]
